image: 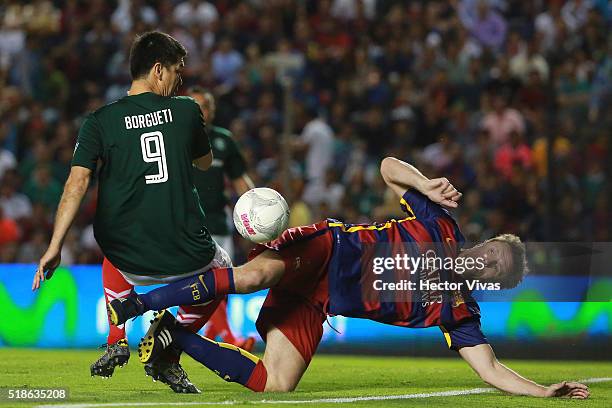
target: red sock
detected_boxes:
[245,360,268,392]
[212,267,235,294]
[102,258,133,344]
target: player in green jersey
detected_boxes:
[188,87,252,261]
[187,86,256,351]
[31,31,231,393]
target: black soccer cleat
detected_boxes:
[138,310,177,364]
[107,293,145,326]
[144,357,201,394]
[90,338,130,378]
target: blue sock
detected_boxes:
[171,329,267,391]
[139,267,235,311]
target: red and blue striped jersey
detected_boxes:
[326,189,480,330]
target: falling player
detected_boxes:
[187,86,256,351]
[32,31,230,393]
[107,157,589,399]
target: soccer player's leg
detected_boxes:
[143,301,222,394]
[155,288,326,392]
[102,258,133,344]
[261,326,309,392]
[256,292,326,391]
[91,258,133,377]
[137,300,321,393]
[253,221,332,390]
[139,221,331,391]
[108,221,329,324]
[250,221,332,391]
[138,310,268,392]
[106,246,285,325]
[150,281,325,393]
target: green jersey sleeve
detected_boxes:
[191,103,211,159]
[72,114,102,170]
[224,135,248,180]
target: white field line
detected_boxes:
[37,377,612,408]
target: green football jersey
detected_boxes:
[71,92,216,276]
[193,126,248,236]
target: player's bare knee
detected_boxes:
[261,252,285,283]
[234,252,284,293]
[264,375,298,392]
[265,383,297,392]
[234,266,267,292]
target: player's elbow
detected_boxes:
[380,156,403,185]
[380,157,394,181]
[193,152,213,171]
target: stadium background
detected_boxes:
[0,0,610,358]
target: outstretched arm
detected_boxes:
[32,166,92,290]
[459,344,589,398]
[380,157,462,208]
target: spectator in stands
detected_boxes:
[480,93,525,147]
[494,130,533,180]
[0,170,32,221]
[331,0,377,21]
[535,1,563,53]
[111,0,157,34]
[304,168,345,213]
[0,144,16,180]
[22,165,62,210]
[211,37,244,88]
[295,106,335,192]
[173,0,218,28]
[463,0,508,51]
[561,0,593,32]
[510,39,550,82]
[16,228,47,263]
[0,206,19,258]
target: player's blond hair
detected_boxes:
[486,234,529,289]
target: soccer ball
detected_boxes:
[233,187,290,243]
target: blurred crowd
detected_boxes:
[0,0,610,265]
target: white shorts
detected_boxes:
[212,234,234,259]
[118,242,233,286]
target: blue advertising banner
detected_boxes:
[0,265,610,349]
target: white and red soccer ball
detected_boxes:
[233,188,290,243]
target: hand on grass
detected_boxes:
[544,381,589,399]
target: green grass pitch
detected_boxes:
[0,349,610,407]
